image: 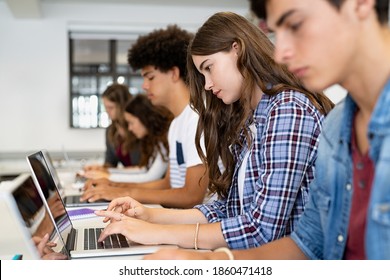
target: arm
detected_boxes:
[124,164,208,208]
[80,164,208,208]
[109,151,168,183]
[95,196,208,224]
[97,213,226,249]
[218,96,323,249]
[144,236,308,260]
[80,169,171,203]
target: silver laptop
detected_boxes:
[26,151,177,258]
[27,150,108,207]
[0,173,59,260]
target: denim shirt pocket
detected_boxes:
[372,203,390,225]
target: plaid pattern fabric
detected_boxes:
[195,90,325,249]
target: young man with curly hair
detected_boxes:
[81,25,209,209]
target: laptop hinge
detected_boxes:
[66,228,77,251]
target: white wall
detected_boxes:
[0,2,249,154]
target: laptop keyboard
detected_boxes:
[84,228,130,250]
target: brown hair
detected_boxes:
[188,12,334,198]
[125,94,173,167]
[102,83,136,155]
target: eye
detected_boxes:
[289,21,302,32]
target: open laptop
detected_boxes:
[26,150,177,258]
[0,173,61,260]
[27,150,108,207]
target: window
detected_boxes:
[69,35,143,128]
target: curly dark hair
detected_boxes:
[125,94,173,168]
[128,25,193,81]
[249,0,389,25]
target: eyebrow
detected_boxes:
[275,9,297,27]
[142,70,153,77]
[198,59,210,71]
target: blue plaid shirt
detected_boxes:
[195,90,325,249]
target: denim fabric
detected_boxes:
[291,79,390,259]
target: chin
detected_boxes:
[301,79,327,92]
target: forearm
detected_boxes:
[229,237,308,260]
[128,187,206,208]
[148,208,207,224]
[115,178,169,190]
[158,222,226,250]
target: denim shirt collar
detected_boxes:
[368,79,390,136]
[339,79,390,163]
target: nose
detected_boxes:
[204,76,213,91]
[142,79,149,91]
[273,33,293,65]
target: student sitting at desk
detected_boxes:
[81,25,209,209]
[83,94,173,183]
[94,12,333,250]
[83,83,141,172]
[144,0,390,260]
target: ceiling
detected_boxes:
[2,0,249,19]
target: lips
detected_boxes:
[290,67,308,78]
[213,90,221,97]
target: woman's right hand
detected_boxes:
[95,196,151,222]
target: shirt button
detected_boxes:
[345,184,352,191]
[337,235,344,243]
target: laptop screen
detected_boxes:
[1,173,64,259]
[12,175,45,230]
[27,151,73,255]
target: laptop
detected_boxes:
[26,151,177,258]
[0,173,60,260]
[27,150,108,207]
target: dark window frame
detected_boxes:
[68,34,142,129]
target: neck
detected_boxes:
[251,87,264,110]
[166,81,191,117]
[341,26,390,117]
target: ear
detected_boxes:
[170,66,181,82]
[232,41,240,55]
[355,0,375,20]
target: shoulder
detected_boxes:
[174,105,199,124]
[256,90,323,121]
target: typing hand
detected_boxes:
[80,183,124,202]
[97,216,158,245]
[95,196,149,222]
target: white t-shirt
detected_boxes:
[108,143,168,183]
[237,123,256,214]
[168,104,204,188]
